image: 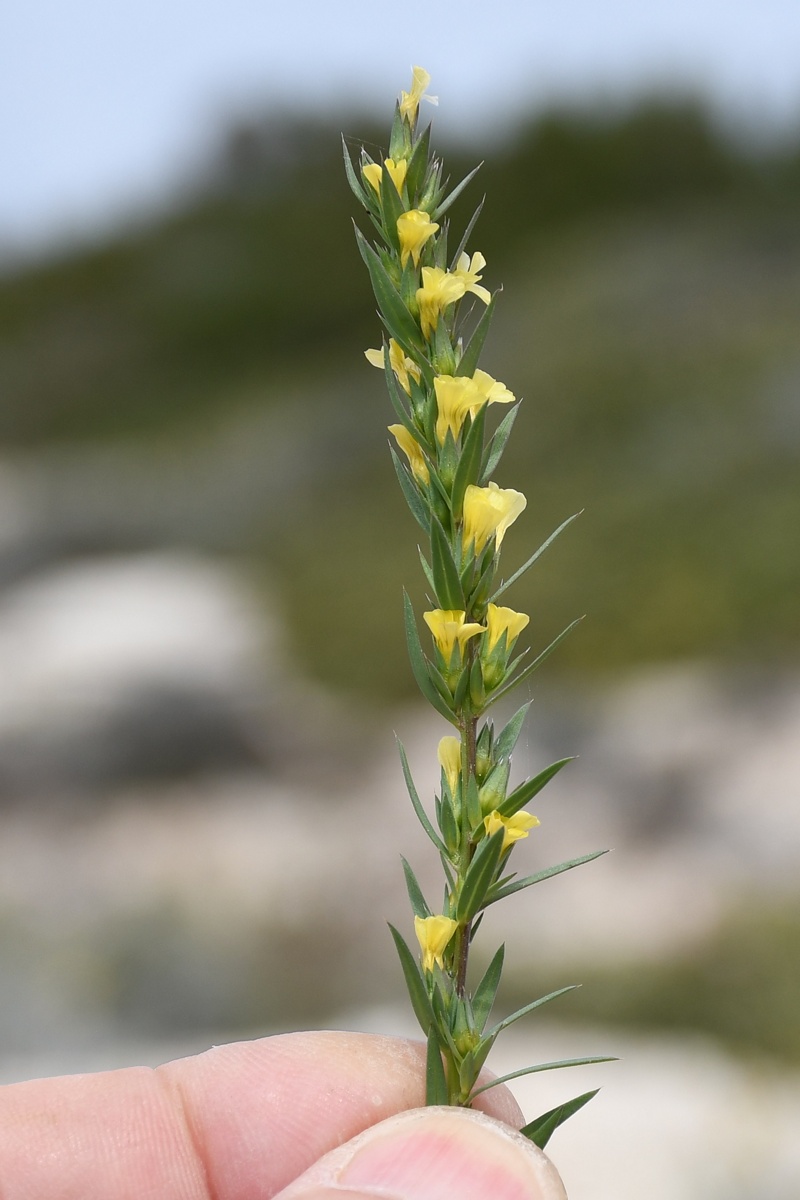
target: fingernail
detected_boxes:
[279,1106,567,1200]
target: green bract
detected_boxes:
[346,67,613,1141]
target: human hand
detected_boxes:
[0,1031,567,1198]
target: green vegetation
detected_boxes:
[2,99,799,697]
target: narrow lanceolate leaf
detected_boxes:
[485,986,577,1039]
[379,165,405,253]
[520,1090,600,1150]
[471,944,505,1031]
[418,547,436,596]
[465,772,482,833]
[471,1057,617,1098]
[486,617,585,709]
[431,162,483,221]
[342,136,368,206]
[397,738,447,855]
[497,758,574,819]
[403,590,457,723]
[493,701,532,763]
[490,511,583,602]
[354,227,422,349]
[425,1027,449,1106]
[430,515,465,609]
[405,123,432,202]
[450,402,487,522]
[390,448,429,532]
[388,924,434,1036]
[487,849,609,905]
[480,402,520,483]
[456,828,504,923]
[401,856,432,919]
[451,196,485,270]
[456,296,496,378]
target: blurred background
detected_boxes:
[2,2,800,1195]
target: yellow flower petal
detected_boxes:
[389,423,429,484]
[472,369,515,409]
[463,482,527,554]
[423,609,486,660]
[437,735,462,795]
[483,809,540,852]
[484,603,529,653]
[363,158,408,196]
[416,267,466,339]
[433,375,483,443]
[414,913,458,972]
[397,209,439,268]
[453,251,492,305]
[399,66,438,125]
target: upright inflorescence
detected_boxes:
[345,67,610,1143]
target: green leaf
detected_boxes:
[418,547,436,596]
[450,196,485,269]
[403,590,457,723]
[498,758,574,819]
[465,772,482,833]
[493,701,532,762]
[471,1056,616,1099]
[440,792,459,855]
[388,924,434,1036]
[342,136,368,206]
[456,296,495,378]
[405,123,431,202]
[480,402,520,483]
[491,511,582,602]
[390,447,429,532]
[430,515,465,609]
[380,164,405,253]
[388,102,407,160]
[472,944,505,1031]
[401,856,432,919]
[520,1090,600,1150]
[485,986,577,1039]
[431,162,483,221]
[450,402,487,522]
[457,828,504,923]
[397,738,447,855]
[487,849,608,905]
[425,1027,449,1105]
[355,227,422,349]
[486,617,584,709]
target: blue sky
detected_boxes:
[3,0,800,258]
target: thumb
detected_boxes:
[275,1105,567,1200]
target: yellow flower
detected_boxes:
[462,482,527,554]
[433,374,483,443]
[437,735,462,795]
[483,809,540,852]
[397,209,439,268]
[365,338,421,394]
[388,423,429,484]
[423,609,486,660]
[414,913,458,972]
[484,603,530,653]
[452,252,492,305]
[399,66,438,125]
[363,157,408,196]
[416,267,466,338]
[472,369,515,409]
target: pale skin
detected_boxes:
[0,1031,567,1199]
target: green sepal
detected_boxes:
[465,548,497,612]
[388,102,407,160]
[397,738,447,855]
[458,1048,477,1098]
[418,547,436,596]
[432,318,456,375]
[388,923,434,1036]
[486,617,584,709]
[425,1027,449,1106]
[471,1056,616,1099]
[456,828,504,923]
[465,771,482,833]
[497,758,574,819]
[342,136,369,207]
[520,1089,600,1150]
[457,296,495,378]
[354,227,422,350]
[480,402,520,483]
[433,221,449,270]
[430,515,465,609]
[471,943,505,1031]
[493,701,532,762]
[440,791,460,855]
[401,855,432,919]
[390,448,429,532]
[431,161,483,221]
[403,590,457,723]
[450,401,487,522]
[428,660,455,705]
[452,661,472,711]
[405,123,432,203]
[485,985,578,1040]
[469,656,486,710]
[380,164,405,253]
[491,511,582,602]
[450,196,485,270]
[487,849,609,906]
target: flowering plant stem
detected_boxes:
[345,67,612,1141]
